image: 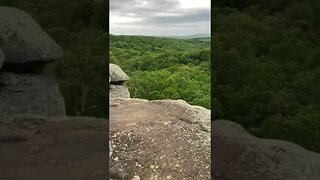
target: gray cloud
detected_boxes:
[115,8,210,26]
[110,0,180,14]
[110,0,210,35]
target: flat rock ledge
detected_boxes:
[109,98,211,180]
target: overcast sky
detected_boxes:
[110,0,211,36]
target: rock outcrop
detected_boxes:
[0,6,63,63]
[213,120,320,180]
[109,98,320,180]
[109,63,130,99]
[0,6,65,118]
[109,98,211,180]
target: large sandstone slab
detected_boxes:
[109,98,211,179]
[0,72,65,118]
[0,6,63,64]
[213,120,320,180]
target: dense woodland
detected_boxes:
[2,0,320,152]
[213,0,320,152]
[110,35,211,109]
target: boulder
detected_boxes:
[0,72,65,118]
[109,63,130,99]
[109,63,129,82]
[0,6,63,64]
[213,120,320,180]
[0,48,4,69]
[109,84,130,99]
[109,98,211,179]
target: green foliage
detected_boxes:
[48,29,107,117]
[128,65,210,109]
[110,35,211,109]
[213,0,320,152]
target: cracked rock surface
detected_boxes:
[109,98,211,180]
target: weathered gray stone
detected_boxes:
[109,84,130,99]
[109,63,129,82]
[0,6,63,64]
[0,48,4,69]
[0,72,65,118]
[109,98,211,179]
[213,120,320,180]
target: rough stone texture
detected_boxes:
[110,84,130,99]
[109,63,129,82]
[0,6,63,63]
[0,48,4,69]
[109,98,211,180]
[213,120,320,180]
[153,99,211,132]
[109,64,131,99]
[0,72,65,118]
[0,115,107,179]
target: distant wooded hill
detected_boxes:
[109,35,211,109]
[159,33,211,39]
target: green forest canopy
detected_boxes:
[109,35,211,109]
[213,0,320,152]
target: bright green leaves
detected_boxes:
[128,65,211,109]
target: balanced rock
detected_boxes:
[109,63,130,99]
[0,6,63,64]
[109,98,211,179]
[0,48,4,69]
[213,120,320,180]
[0,72,65,118]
